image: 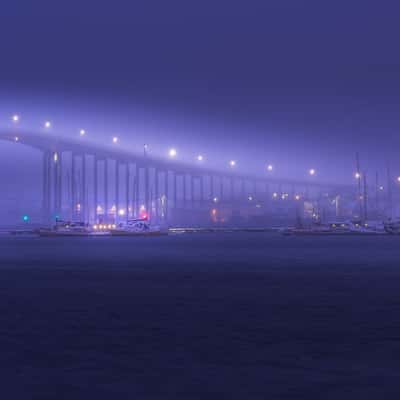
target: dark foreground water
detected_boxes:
[1,233,400,399]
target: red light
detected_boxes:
[141,212,148,220]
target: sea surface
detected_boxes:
[1,232,400,399]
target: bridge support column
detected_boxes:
[134,164,140,217]
[71,153,76,221]
[165,170,169,222]
[145,165,150,218]
[42,150,51,224]
[52,151,61,220]
[190,175,195,208]
[115,160,120,223]
[173,172,177,209]
[57,152,62,218]
[183,174,187,208]
[94,157,98,223]
[200,176,204,205]
[82,154,87,222]
[154,168,159,222]
[126,163,130,222]
[104,159,109,223]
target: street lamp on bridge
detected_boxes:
[169,148,177,158]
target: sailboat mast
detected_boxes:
[387,164,393,219]
[375,171,379,217]
[363,171,368,222]
[356,153,362,218]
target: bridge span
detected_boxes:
[0,129,354,225]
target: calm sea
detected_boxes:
[1,233,400,399]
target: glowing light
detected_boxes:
[80,129,86,136]
[53,152,58,162]
[397,176,400,183]
[211,208,217,216]
[12,114,20,123]
[44,121,51,129]
[213,197,218,203]
[229,160,236,167]
[14,136,19,142]
[93,225,98,230]
[295,194,300,201]
[112,136,118,143]
[169,148,177,158]
[355,172,361,179]
[267,164,273,171]
[111,205,116,212]
[76,203,81,211]
[309,168,316,176]
[197,154,204,161]
[379,186,384,191]
[272,192,278,198]
[96,205,103,213]
[22,215,29,222]
[118,209,125,216]
[140,204,146,211]
[112,224,116,229]
[248,196,253,201]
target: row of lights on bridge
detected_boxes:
[11,114,390,182]
[10,113,317,175]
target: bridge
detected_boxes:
[0,129,354,226]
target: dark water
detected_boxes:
[1,233,400,399]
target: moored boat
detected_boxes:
[110,218,168,237]
[38,220,94,237]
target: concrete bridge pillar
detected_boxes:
[165,170,169,222]
[115,160,120,223]
[173,172,177,209]
[82,154,87,222]
[104,159,109,222]
[125,163,130,222]
[94,157,98,223]
[154,168,159,221]
[200,176,204,204]
[134,164,140,217]
[183,174,187,208]
[145,165,150,218]
[190,175,195,208]
[42,150,51,224]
